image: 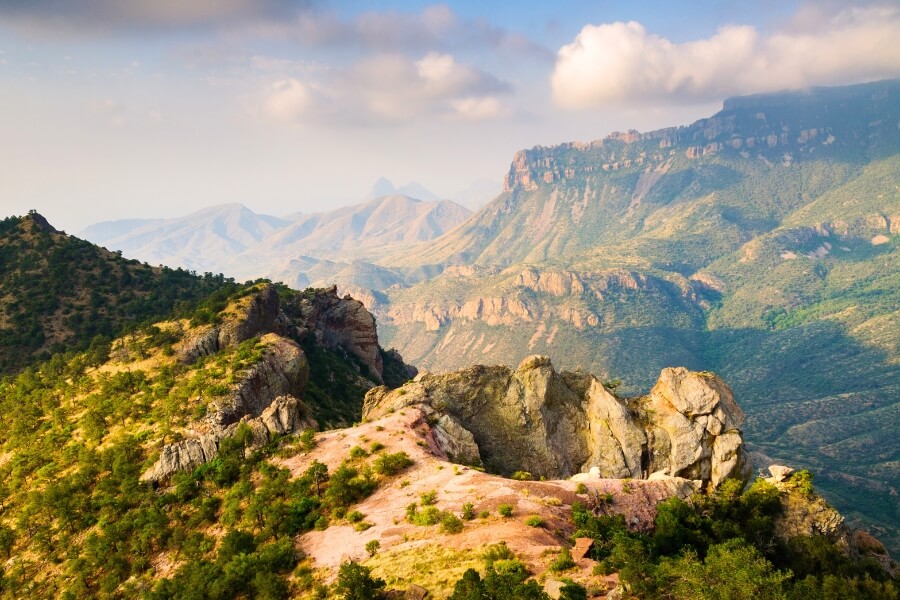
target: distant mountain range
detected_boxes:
[79,194,472,284]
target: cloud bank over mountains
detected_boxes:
[552,4,900,108]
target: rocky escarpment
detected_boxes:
[142,284,404,482]
[142,334,313,482]
[283,285,384,382]
[364,356,750,490]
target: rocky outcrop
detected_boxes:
[142,334,311,483]
[178,284,285,364]
[206,334,308,429]
[286,285,384,382]
[761,467,897,576]
[364,356,750,490]
[141,395,316,482]
[643,367,751,488]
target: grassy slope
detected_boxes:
[0,285,385,597]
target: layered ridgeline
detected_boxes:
[371,80,900,550]
[80,195,471,289]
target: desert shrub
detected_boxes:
[420,490,438,506]
[549,548,576,573]
[498,504,513,518]
[346,510,364,523]
[524,515,543,527]
[441,513,465,534]
[365,539,380,557]
[461,503,476,520]
[512,471,533,481]
[372,451,413,476]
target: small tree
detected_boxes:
[335,561,385,600]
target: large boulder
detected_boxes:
[364,357,751,490]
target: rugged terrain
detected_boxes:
[367,80,900,550]
[0,221,894,597]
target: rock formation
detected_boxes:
[142,334,314,483]
[284,285,384,382]
[364,356,750,490]
[143,284,404,482]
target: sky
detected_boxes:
[1,0,899,232]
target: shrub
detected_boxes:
[549,548,576,573]
[575,483,588,494]
[369,442,385,453]
[461,503,476,521]
[346,510,364,523]
[299,429,316,450]
[335,561,385,600]
[512,471,533,481]
[365,540,380,557]
[524,515,543,527]
[372,452,413,476]
[441,513,465,534]
[348,446,368,459]
[498,504,513,518]
[420,490,438,506]
[482,542,515,565]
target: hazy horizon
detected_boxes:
[3,0,899,232]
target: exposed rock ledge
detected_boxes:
[142,333,314,483]
[364,356,751,490]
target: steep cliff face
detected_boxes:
[284,285,385,382]
[363,356,750,490]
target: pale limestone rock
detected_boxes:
[432,413,482,467]
[768,464,795,482]
[363,359,750,490]
[582,379,645,478]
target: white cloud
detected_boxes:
[552,5,900,108]
[452,96,503,120]
[261,52,510,125]
[263,78,316,122]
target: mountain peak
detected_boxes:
[23,210,61,234]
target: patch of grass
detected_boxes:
[364,544,484,598]
[524,515,543,527]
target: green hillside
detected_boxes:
[0,274,406,597]
[0,213,240,374]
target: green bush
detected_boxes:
[549,548,576,573]
[372,451,413,476]
[461,503,476,521]
[335,561,385,600]
[524,515,543,527]
[498,504,514,518]
[441,513,465,534]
